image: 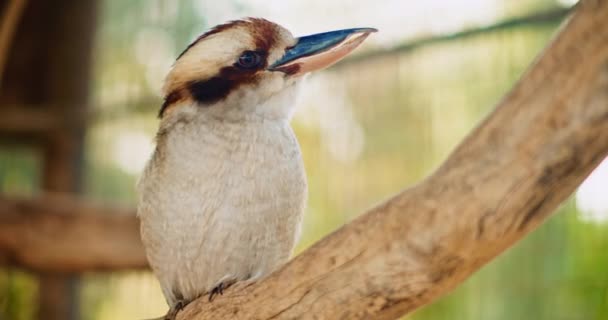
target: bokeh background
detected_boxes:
[1,0,607,319]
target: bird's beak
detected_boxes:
[269,27,377,75]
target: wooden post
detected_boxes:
[0,0,97,319]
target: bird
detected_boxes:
[137,17,376,319]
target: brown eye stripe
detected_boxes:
[159,63,266,117]
[187,76,234,106]
[160,18,282,118]
[187,63,262,106]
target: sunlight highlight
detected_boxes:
[576,157,608,223]
[112,131,155,175]
[557,0,579,6]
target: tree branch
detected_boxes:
[177,1,608,319]
[0,0,28,84]
[0,193,147,273]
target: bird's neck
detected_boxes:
[149,107,300,189]
[157,103,296,157]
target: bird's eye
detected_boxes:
[236,51,263,69]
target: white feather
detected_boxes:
[137,95,307,306]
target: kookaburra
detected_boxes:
[137,18,375,318]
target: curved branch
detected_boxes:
[177,1,608,319]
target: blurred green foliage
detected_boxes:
[0,149,39,320]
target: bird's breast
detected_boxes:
[137,115,308,300]
[139,115,307,251]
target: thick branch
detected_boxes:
[177,1,608,319]
[0,194,147,273]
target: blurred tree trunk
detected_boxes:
[0,0,97,319]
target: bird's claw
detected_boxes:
[164,300,187,320]
[209,282,225,302]
[209,279,236,302]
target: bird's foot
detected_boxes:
[209,278,237,302]
[163,300,188,320]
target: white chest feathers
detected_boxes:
[137,113,307,306]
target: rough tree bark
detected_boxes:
[175,1,608,319]
[0,194,146,273]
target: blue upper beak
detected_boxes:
[268,27,377,70]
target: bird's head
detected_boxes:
[159,18,376,122]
